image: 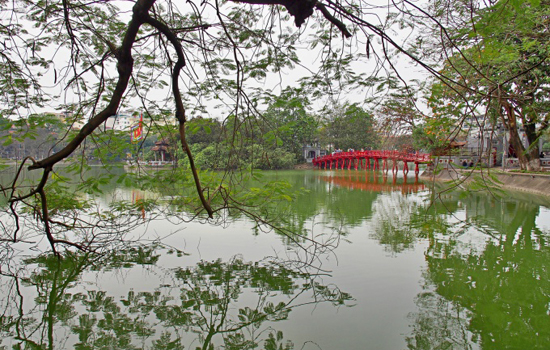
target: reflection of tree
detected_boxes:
[407,190,550,349]
[406,291,473,350]
[266,171,389,231]
[212,171,387,246]
[370,192,428,254]
[0,246,352,349]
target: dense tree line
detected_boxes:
[1,103,380,170]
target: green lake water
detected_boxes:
[0,169,549,349]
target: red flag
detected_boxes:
[131,113,143,142]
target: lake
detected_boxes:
[0,169,549,349]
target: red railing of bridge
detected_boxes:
[312,150,432,174]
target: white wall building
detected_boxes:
[104,113,177,131]
[104,113,141,131]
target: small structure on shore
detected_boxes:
[151,140,171,163]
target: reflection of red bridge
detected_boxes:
[313,150,432,174]
[320,173,426,194]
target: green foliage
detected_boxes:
[262,87,319,162]
[417,0,550,169]
[320,102,379,151]
[0,113,69,160]
[185,117,222,145]
[409,192,550,349]
[265,331,294,350]
[190,143,296,171]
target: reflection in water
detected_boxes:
[370,191,427,254]
[319,171,426,194]
[404,188,550,350]
[0,245,353,349]
[1,169,549,349]
[297,170,549,348]
[311,172,549,348]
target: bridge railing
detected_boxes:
[313,150,432,164]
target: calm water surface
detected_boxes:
[1,169,549,349]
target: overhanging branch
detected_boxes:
[28,0,157,171]
[231,0,351,37]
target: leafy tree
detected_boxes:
[320,103,378,151]
[375,83,429,151]
[185,117,223,146]
[263,87,318,162]
[1,0,356,250]
[411,0,550,170]
[0,113,67,160]
[376,84,425,137]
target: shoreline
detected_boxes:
[421,167,550,200]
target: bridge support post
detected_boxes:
[403,161,409,175]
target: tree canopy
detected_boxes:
[410,0,550,169]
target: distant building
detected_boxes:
[463,119,505,156]
[153,115,177,127]
[435,117,506,167]
[104,113,140,131]
[303,143,327,163]
[104,113,176,131]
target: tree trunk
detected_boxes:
[502,101,541,171]
[509,130,541,171]
[523,121,542,171]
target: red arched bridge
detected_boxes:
[312,150,432,174]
